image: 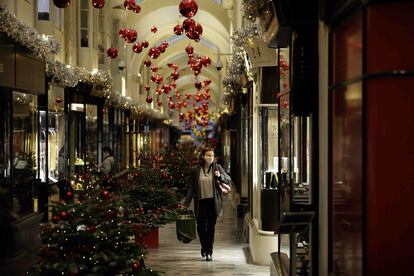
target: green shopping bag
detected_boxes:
[176,210,196,243]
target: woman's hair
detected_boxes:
[199,147,215,164]
[102,146,113,156]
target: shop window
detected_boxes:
[85,104,98,167]
[38,0,49,21]
[12,92,38,218]
[46,88,65,183]
[80,1,89,47]
[259,106,279,189]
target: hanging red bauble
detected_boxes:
[124,0,135,10]
[92,0,105,9]
[179,0,198,18]
[141,40,149,48]
[101,190,110,200]
[151,65,159,73]
[159,42,169,53]
[194,81,203,90]
[118,28,126,38]
[171,82,177,89]
[148,47,161,59]
[155,75,163,84]
[133,4,141,13]
[60,211,68,220]
[183,101,189,108]
[150,75,157,83]
[132,43,143,53]
[182,18,196,32]
[162,84,172,94]
[167,95,173,101]
[201,56,211,67]
[151,26,158,33]
[185,93,192,99]
[171,71,179,80]
[179,112,185,122]
[144,85,150,91]
[124,29,137,43]
[155,88,163,95]
[185,44,194,55]
[168,101,176,109]
[53,0,71,8]
[204,79,212,86]
[66,191,74,199]
[144,60,152,67]
[186,22,202,41]
[146,96,153,103]
[174,25,184,35]
[157,100,162,106]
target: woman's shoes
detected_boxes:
[201,250,206,257]
[206,254,212,261]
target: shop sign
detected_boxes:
[246,39,277,68]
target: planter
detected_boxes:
[135,227,159,248]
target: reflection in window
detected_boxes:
[259,106,278,189]
[38,0,49,20]
[12,92,38,218]
[85,105,98,167]
[80,2,89,47]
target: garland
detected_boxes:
[242,0,269,21]
[223,24,262,98]
[0,5,60,58]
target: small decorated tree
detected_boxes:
[29,182,159,275]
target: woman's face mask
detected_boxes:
[203,151,214,165]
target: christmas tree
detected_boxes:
[29,182,159,275]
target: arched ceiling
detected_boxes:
[112,0,231,114]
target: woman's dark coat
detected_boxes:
[184,162,231,218]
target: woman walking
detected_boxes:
[184,147,232,261]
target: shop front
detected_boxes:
[0,37,46,258]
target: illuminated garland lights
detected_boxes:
[223,24,262,99]
[242,0,269,21]
[0,5,60,58]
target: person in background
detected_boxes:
[99,146,116,175]
[184,147,232,261]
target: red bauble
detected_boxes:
[151,26,158,33]
[92,0,105,9]
[51,215,59,223]
[179,112,185,122]
[186,22,203,41]
[144,60,152,67]
[133,4,141,13]
[66,191,74,199]
[53,0,71,8]
[151,65,159,72]
[155,88,162,95]
[87,225,97,233]
[124,29,137,43]
[155,75,163,84]
[159,42,169,53]
[195,81,203,90]
[144,85,150,91]
[171,71,179,80]
[179,0,198,18]
[60,211,68,220]
[201,56,211,67]
[124,0,135,10]
[185,44,194,55]
[132,43,143,53]
[148,47,161,59]
[182,18,196,32]
[146,96,153,104]
[131,262,141,272]
[141,40,149,48]
[162,84,172,94]
[174,25,184,35]
[168,101,176,109]
[101,190,110,200]
[157,101,162,107]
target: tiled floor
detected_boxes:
[145,197,270,276]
